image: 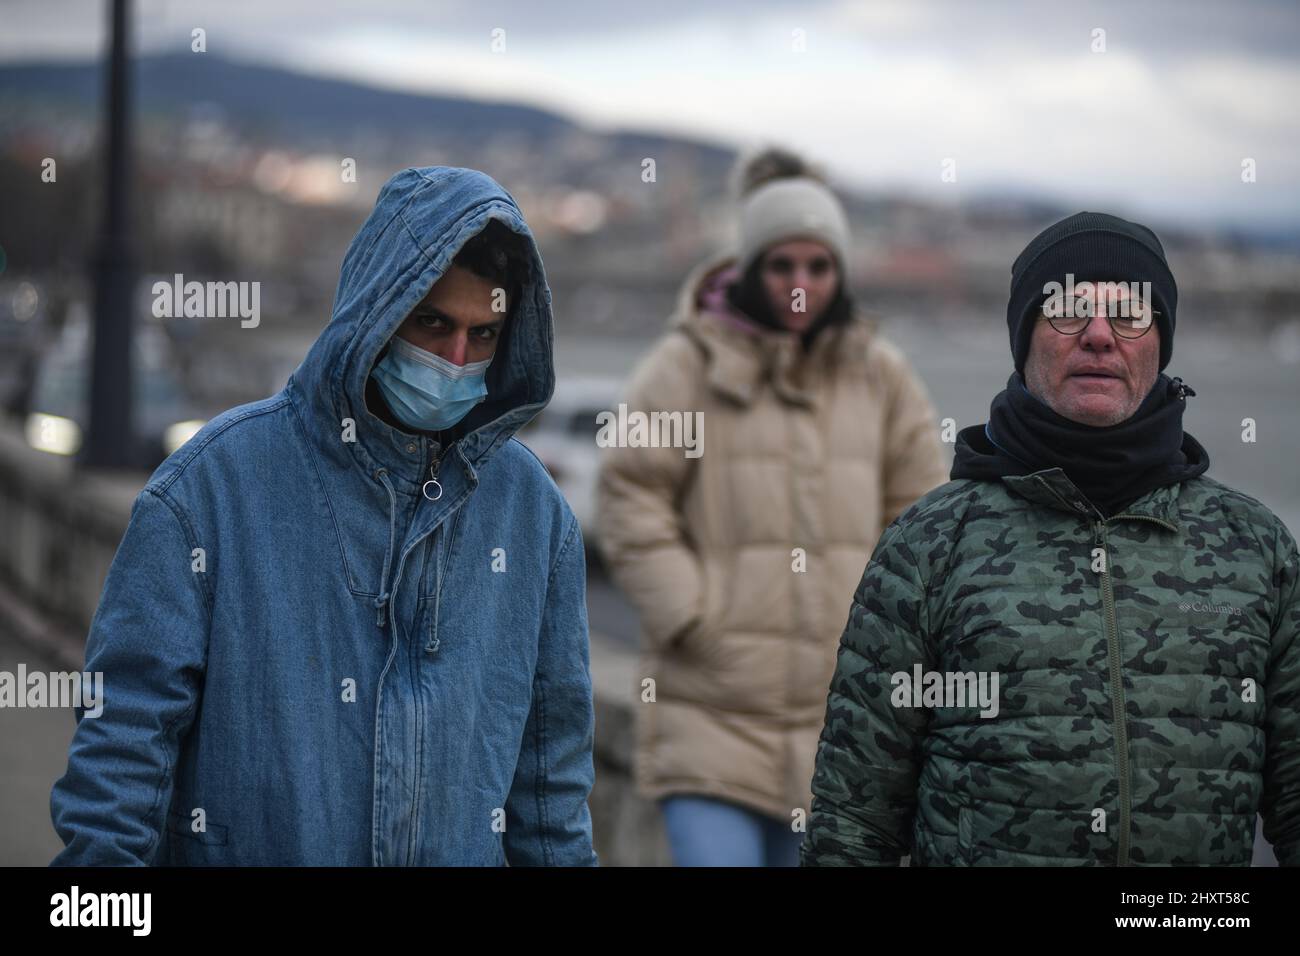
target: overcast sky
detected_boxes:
[4,0,1298,231]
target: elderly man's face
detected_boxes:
[1024,280,1161,426]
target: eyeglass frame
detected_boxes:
[1037,293,1161,340]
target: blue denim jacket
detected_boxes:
[50,167,598,865]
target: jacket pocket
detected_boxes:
[167,809,229,847]
[670,548,722,655]
[675,550,726,656]
[674,600,712,655]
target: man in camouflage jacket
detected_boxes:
[802,212,1300,866]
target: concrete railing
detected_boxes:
[0,419,670,866]
[0,422,140,645]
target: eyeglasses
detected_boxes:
[1039,294,1159,339]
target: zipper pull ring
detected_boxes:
[422,455,443,501]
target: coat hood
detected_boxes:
[289,166,554,498]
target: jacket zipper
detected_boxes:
[1092,518,1130,865]
[405,440,449,862]
[1091,512,1178,866]
[422,445,446,501]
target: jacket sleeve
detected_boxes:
[878,344,948,529]
[801,521,932,866]
[1261,520,1300,865]
[504,516,598,866]
[49,487,211,866]
[594,333,705,652]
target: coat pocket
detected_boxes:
[677,550,732,657]
[167,809,229,846]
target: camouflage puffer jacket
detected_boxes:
[802,468,1300,866]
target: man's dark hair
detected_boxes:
[452,219,532,310]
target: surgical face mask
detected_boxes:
[371,336,493,432]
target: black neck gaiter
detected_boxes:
[950,371,1210,516]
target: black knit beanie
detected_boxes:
[1007,212,1177,374]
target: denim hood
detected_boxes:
[298,165,554,485]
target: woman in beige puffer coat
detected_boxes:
[594,149,948,865]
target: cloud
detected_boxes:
[4,0,1296,227]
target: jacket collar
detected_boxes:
[669,254,878,408]
[1001,468,1182,529]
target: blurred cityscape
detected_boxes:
[3,53,1300,429]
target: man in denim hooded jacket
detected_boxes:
[50,167,598,865]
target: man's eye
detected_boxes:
[474,326,498,340]
[417,313,446,329]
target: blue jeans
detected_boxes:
[660,795,804,866]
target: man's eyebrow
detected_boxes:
[411,304,454,321]
[410,304,504,329]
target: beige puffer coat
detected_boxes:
[595,255,949,821]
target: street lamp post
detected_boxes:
[81,0,135,470]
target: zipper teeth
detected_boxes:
[1101,512,1174,865]
[1096,520,1131,866]
[1110,513,1178,533]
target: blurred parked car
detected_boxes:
[5,316,207,470]
[516,375,622,542]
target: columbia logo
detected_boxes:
[1179,600,1244,616]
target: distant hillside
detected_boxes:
[0,52,736,164]
[2,53,576,135]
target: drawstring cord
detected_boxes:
[373,468,398,628]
